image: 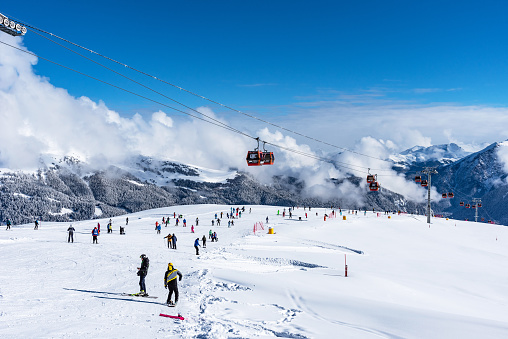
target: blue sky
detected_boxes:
[2,0,508,152]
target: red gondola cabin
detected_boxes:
[369,182,380,191]
[448,192,454,198]
[260,151,275,165]
[421,180,428,187]
[459,202,464,206]
[246,150,262,166]
[442,193,447,198]
[415,175,421,183]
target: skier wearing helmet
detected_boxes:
[164,263,183,306]
[137,254,150,296]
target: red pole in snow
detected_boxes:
[345,254,348,277]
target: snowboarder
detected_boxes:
[202,235,207,248]
[67,224,75,243]
[6,219,11,230]
[92,227,99,244]
[34,219,39,230]
[164,263,183,306]
[194,238,200,255]
[137,254,149,296]
[171,233,177,250]
[164,233,173,249]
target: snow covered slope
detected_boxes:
[1,205,507,338]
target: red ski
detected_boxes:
[159,313,184,320]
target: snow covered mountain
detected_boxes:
[390,143,473,171]
[0,155,421,225]
[431,141,508,225]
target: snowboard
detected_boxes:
[159,313,184,320]
[122,293,158,299]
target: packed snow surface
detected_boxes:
[1,205,507,338]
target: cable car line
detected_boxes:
[9,17,392,164]
[0,39,393,176]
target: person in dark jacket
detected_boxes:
[164,263,183,305]
[137,254,149,296]
[171,233,177,250]
[202,235,206,248]
[67,224,75,243]
[194,238,200,255]
[6,219,11,230]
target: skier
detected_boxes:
[137,254,149,296]
[164,233,173,249]
[202,235,207,248]
[191,225,194,233]
[6,219,11,230]
[164,263,183,306]
[171,233,177,250]
[217,218,220,226]
[211,220,214,226]
[194,238,200,255]
[156,222,161,234]
[213,232,218,242]
[97,222,101,234]
[67,224,75,243]
[34,219,39,230]
[126,217,129,225]
[215,213,217,219]
[209,229,212,239]
[176,218,179,226]
[183,219,187,227]
[266,216,269,224]
[107,222,112,234]
[92,227,99,244]
[196,217,199,226]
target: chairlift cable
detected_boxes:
[7,16,392,164]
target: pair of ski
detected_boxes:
[122,293,184,320]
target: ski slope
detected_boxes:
[1,205,507,338]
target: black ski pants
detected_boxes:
[166,280,179,304]
[68,232,74,243]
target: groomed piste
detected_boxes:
[1,204,507,338]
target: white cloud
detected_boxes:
[0,36,502,205]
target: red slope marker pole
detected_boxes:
[345,254,348,277]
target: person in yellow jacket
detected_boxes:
[164,263,183,305]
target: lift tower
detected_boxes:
[422,167,438,224]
